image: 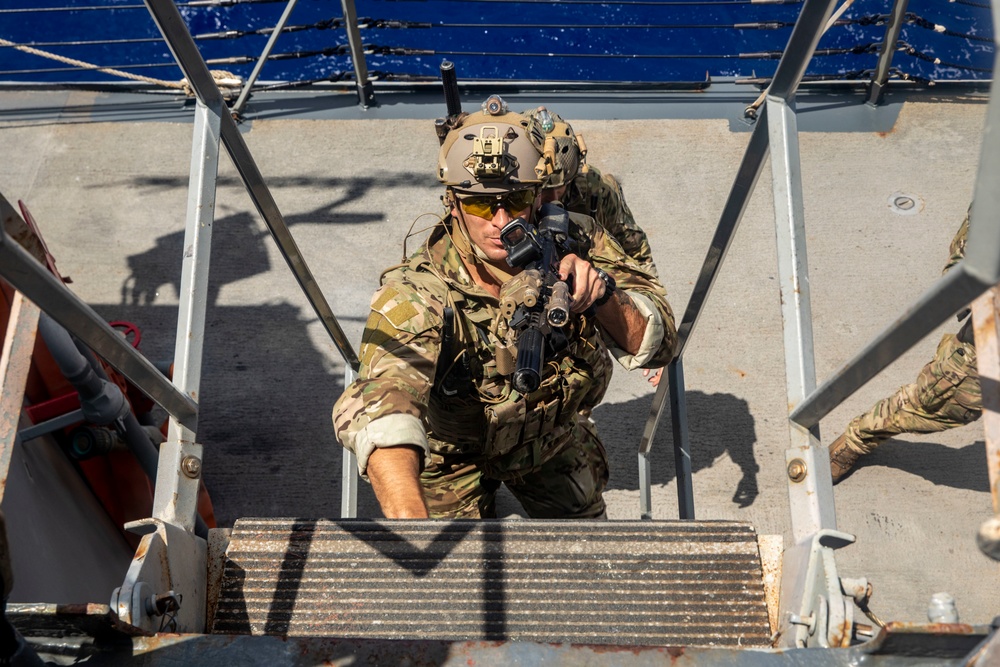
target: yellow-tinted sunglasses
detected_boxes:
[458,189,536,218]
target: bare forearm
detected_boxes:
[595,289,646,355]
[367,446,429,519]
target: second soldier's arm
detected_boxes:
[584,219,677,368]
[556,252,647,354]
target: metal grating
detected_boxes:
[211,518,771,647]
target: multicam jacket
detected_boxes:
[943,207,969,275]
[333,213,677,481]
[563,165,658,277]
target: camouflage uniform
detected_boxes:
[564,166,659,278]
[333,215,677,519]
[839,212,980,455]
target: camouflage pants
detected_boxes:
[842,327,981,455]
[420,418,609,519]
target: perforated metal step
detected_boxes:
[211,518,771,647]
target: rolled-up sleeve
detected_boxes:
[605,291,667,369]
[332,277,443,478]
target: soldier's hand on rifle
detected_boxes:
[558,254,606,312]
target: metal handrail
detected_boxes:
[637,0,1000,537]
[145,0,361,374]
[638,0,837,519]
[0,204,199,430]
[867,0,910,106]
[231,0,300,118]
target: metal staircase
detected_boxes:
[2,0,1000,662]
[210,519,772,647]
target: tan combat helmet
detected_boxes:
[524,106,589,190]
[437,98,548,196]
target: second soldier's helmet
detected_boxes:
[437,105,548,195]
[524,106,587,190]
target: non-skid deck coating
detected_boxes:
[212,518,771,647]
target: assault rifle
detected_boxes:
[498,201,577,394]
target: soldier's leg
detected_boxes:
[421,455,501,519]
[836,330,980,465]
[506,419,609,519]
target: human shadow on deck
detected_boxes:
[123,173,433,221]
[593,390,760,508]
[119,173,435,301]
[95,301,359,525]
[859,440,990,492]
[108,176,440,522]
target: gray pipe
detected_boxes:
[37,313,129,426]
[74,340,209,539]
[39,314,208,539]
[77,343,210,539]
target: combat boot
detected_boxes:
[828,434,862,484]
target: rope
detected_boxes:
[0,37,163,48]
[0,36,184,88]
[182,69,244,98]
[0,36,244,96]
[743,0,855,116]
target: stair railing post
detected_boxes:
[339,0,376,109]
[667,359,694,520]
[113,95,222,634]
[866,0,910,107]
[757,0,860,648]
[231,0,301,119]
[341,365,359,518]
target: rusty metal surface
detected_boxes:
[5,602,992,666]
[972,285,1000,516]
[7,603,152,639]
[20,631,996,666]
[0,192,48,267]
[756,534,783,638]
[863,621,989,659]
[206,528,232,633]
[0,289,40,503]
[212,519,771,647]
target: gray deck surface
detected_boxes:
[0,87,996,627]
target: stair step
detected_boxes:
[211,518,771,647]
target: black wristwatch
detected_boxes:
[593,268,617,308]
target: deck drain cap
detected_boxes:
[888,192,922,215]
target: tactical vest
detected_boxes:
[400,243,611,479]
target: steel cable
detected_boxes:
[901,42,994,72]
[906,13,994,44]
[390,0,801,5]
